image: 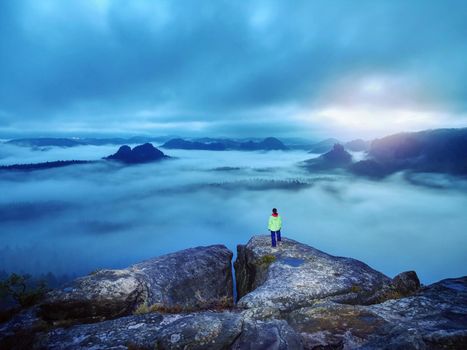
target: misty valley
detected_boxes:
[1,132,466,291]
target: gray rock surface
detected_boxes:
[156,311,243,349]
[231,319,303,350]
[235,236,392,310]
[287,277,467,349]
[32,311,243,350]
[26,275,467,350]
[1,237,465,350]
[40,245,233,322]
[35,313,165,349]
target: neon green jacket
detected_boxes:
[268,215,282,231]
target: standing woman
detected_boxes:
[268,208,282,247]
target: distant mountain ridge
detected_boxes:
[307,138,370,153]
[0,143,169,171]
[302,128,467,178]
[6,138,84,148]
[4,136,292,151]
[351,128,467,177]
[161,137,288,151]
[5,136,177,148]
[162,138,227,150]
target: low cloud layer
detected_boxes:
[1,1,467,138]
[0,144,466,285]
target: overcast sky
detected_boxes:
[1,0,466,139]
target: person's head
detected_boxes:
[272,208,277,214]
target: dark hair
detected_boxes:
[272,208,277,213]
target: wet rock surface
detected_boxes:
[39,245,233,322]
[1,236,466,349]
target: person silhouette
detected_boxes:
[268,208,282,247]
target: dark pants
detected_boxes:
[270,230,281,247]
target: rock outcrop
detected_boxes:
[1,236,466,350]
[104,143,168,164]
[39,245,233,322]
[235,236,393,310]
[303,143,352,171]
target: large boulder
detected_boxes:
[40,245,233,322]
[287,277,467,349]
[391,270,420,296]
[39,269,148,322]
[235,236,392,310]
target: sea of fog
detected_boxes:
[0,143,466,285]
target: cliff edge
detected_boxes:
[1,236,465,349]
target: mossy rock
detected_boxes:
[259,255,276,266]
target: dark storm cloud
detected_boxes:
[0,0,466,135]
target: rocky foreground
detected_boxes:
[1,236,466,349]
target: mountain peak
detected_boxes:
[104,143,167,164]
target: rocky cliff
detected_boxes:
[40,245,233,323]
[235,236,405,309]
[1,236,465,349]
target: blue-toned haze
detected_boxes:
[1,147,467,285]
[0,1,466,289]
